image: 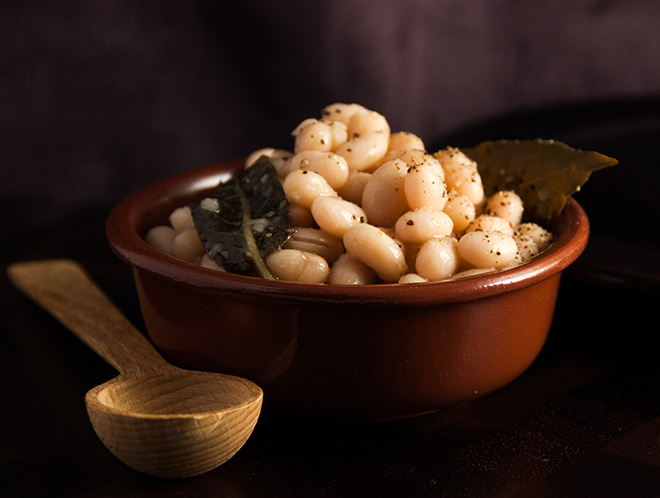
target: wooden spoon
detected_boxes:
[7,259,263,478]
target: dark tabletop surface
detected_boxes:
[2,98,660,497]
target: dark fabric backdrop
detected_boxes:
[2,0,660,243]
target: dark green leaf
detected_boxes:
[462,139,618,223]
[191,156,290,278]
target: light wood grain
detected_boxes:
[8,259,263,478]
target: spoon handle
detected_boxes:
[8,259,170,377]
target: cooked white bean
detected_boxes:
[321,102,366,125]
[379,226,397,238]
[414,236,460,281]
[328,253,377,285]
[199,253,225,271]
[512,233,540,264]
[398,273,429,284]
[283,227,345,264]
[282,169,336,209]
[169,206,195,232]
[334,130,389,171]
[388,131,425,152]
[311,195,367,238]
[246,148,293,179]
[457,230,518,269]
[466,214,514,236]
[386,148,444,177]
[404,161,448,211]
[293,119,334,153]
[360,159,409,227]
[145,225,176,256]
[288,204,314,227]
[394,208,453,244]
[337,170,371,205]
[172,227,206,263]
[343,224,408,282]
[328,120,349,150]
[515,222,553,251]
[434,146,484,206]
[442,189,476,234]
[288,150,349,189]
[266,249,330,283]
[347,108,390,135]
[291,118,317,137]
[486,190,524,226]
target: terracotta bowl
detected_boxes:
[106,159,589,421]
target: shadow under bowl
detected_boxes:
[106,159,589,421]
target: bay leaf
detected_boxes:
[191,156,290,278]
[462,139,618,223]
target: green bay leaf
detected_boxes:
[191,156,290,278]
[462,139,618,223]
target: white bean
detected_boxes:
[246,148,292,179]
[288,150,349,189]
[442,189,476,234]
[168,206,195,232]
[486,190,524,226]
[337,170,371,205]
[347,108,390,135]
[172,227,206,263]
[360,159,409,227]
[288,204,314,227]
[334,130,389,171]
[404,161,448,211]
[266,249,330,283]
[343,224,408,282]
[512,233,540,264]
[293,119,334,153]
[414,236,460,281]
[328,120,349,150]
[398,273,429,284]
[283,227,345,264]
[321,102,366,125]
[246,147,277,167]
[328,253,377,285]
[199,253,225,272]
[291,118,317,137]
[386,148,444,178]
[379,226,397,239]
[457,230,518,269]
[145,225,176,256]
[311,195,367,238]
[388,131,425,152]
[282,169,336,209]
[466,214,514,237]
[515,222,553,251]
[434,146,484,206]
[394,208,453,244]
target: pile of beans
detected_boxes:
[146,103,553,284]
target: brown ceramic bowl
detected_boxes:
[106,158,589,421]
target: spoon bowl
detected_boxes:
[8,259,263,478]
[85,369,262,478]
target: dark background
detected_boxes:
[2,0,659,248]
[2,2,660,496]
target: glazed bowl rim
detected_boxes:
[106,159,590,306]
